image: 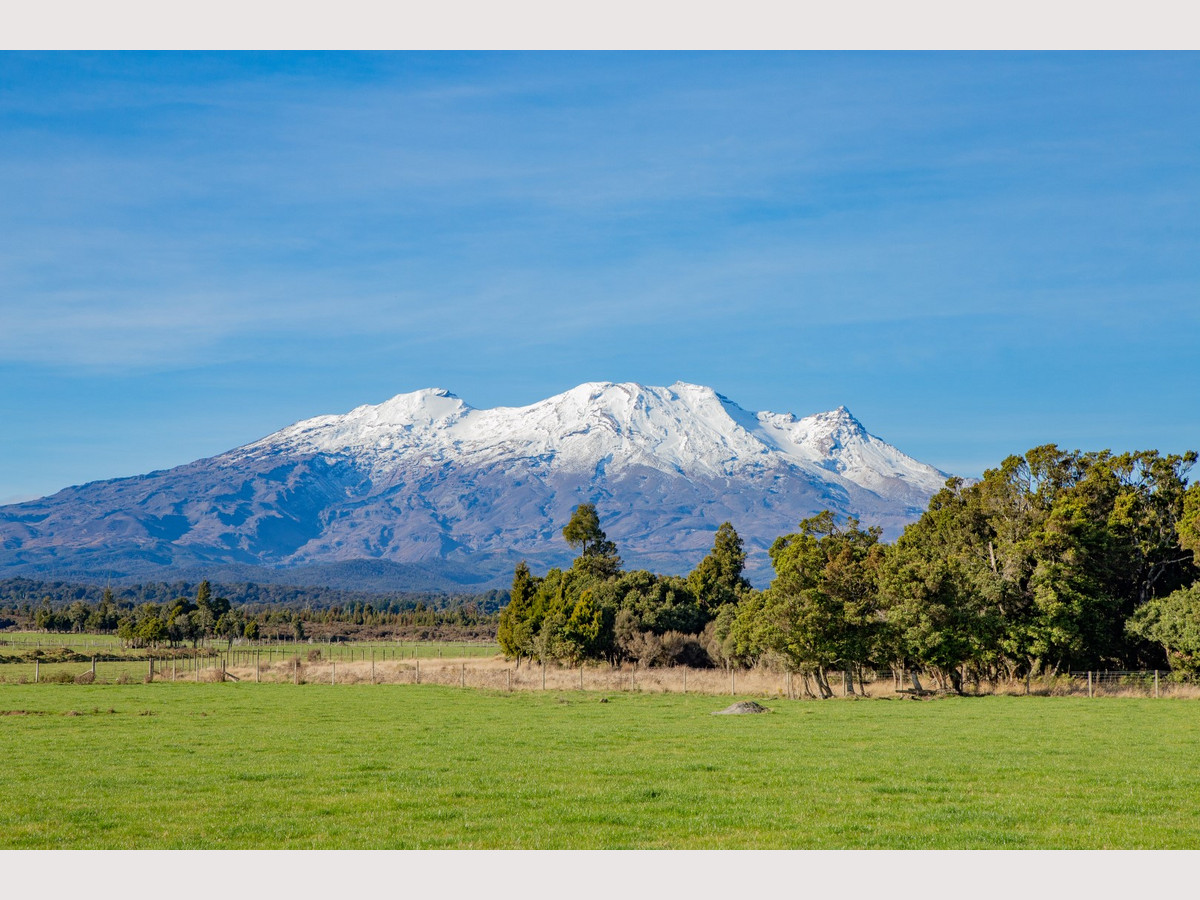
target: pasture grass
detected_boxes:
[0,633,498,660]
[1,684,1198,849]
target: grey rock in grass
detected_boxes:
[713,700,770,715]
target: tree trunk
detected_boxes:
[814,667,834,699]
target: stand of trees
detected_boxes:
[498,506,751,666]
[500,446,1200,690]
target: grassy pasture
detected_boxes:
[2,684,1199,849]
[0,633,499,658]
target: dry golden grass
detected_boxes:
[222,655,1197,700]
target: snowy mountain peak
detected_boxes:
[242,382,947,500]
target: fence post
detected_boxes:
[1155,670,1160,699]
[148,658,154,682]
[542,661,546,690]
[255,652,260,684]
[371,651,375,684]
[92,657,97,677]
[416,659,420,684]
[683,668,687,694]
[461,663,465,688]
[332,662,336,686]
[731,669,735,695]
[34,658,38,683]
[507,670,511,692]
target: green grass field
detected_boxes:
[1,684,1198,849]
[0,632,498,658]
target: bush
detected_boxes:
[619,628,712,667]
[659,631,712,667]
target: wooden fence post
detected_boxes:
[332,662,336,685]
[416,659,420,684]
[1155,670,1160,698]
[461,663,465,688]
[506,670,511,692]
[371,651,375,684]
[34,658,38,683]
[1087,671,1092,697]
[255,652,260,684]
[580,666,584,691]
[148,658,154,682]
[542,661,546,690]
[683,668,687,694]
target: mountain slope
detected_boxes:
[0,382,950,587]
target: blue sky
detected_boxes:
[2,51,1198,504]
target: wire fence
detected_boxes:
[1,651,1193,700]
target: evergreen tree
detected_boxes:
[687,522,751,612]
[497,561,541,660]
[563,503,622,579]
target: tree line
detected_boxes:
[499,446,1200,692]
[15,582,499,647]
[0,577,507,615]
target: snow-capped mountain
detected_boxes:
[0,382,950,588]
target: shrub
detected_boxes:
[659,631,712,668]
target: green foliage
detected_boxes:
[496,561,542,660]
[562,503,622,579]
[876,446,1198,680]
[1127,583,1200,676]
[687,522,751,612]
[1179,482,1200,558]
[501,509,721,666]
[740,512,883,695]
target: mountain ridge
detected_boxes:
[0,382,951,589]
